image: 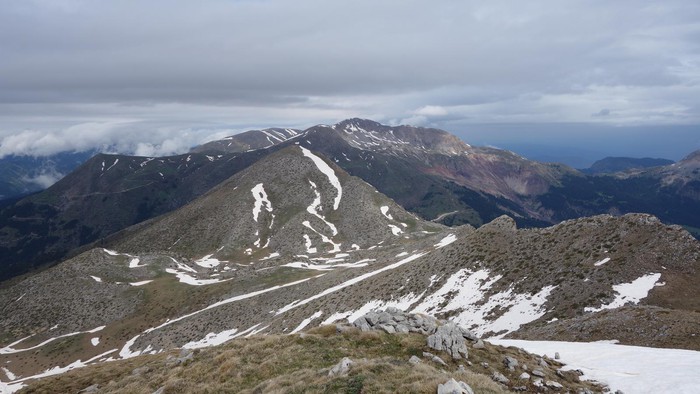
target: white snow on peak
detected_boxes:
[300,146,342,210]
[594,257,611,266]
[493,339,700,394]
[128,257,145,268]
[434,234,457,248]
[584,273,662,313]
[290,311,323,334]
[251,183,273,222]
[345,293,426,324]
[380,206,393,220]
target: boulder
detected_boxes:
[532,368,546,378]
[491,371,510,384]
[409,355,422,364]
[503,356,518,370]
[519,372,530,380]
[437,378,475,394]
[328,357,353,377]
[546,380,564,389]
[427,322,469,360]
[79,384,100,393]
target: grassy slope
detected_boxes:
[22,326,602,394]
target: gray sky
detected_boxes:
[1,0,699,163]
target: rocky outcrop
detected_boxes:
[351,308,480,360]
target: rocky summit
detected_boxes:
[0,119,699,393]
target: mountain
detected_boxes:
[190,127,301,154]
[1,143,698,391]
[0,151,95,201]
[582,156,675,174]
[3,119,700,283]
[0,150,278,281]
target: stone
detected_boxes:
[427,322,469,360]
[409,355,422,364]
[532,378,544,387]
[379,324,396,334]
[491,371,510,384]
[423,351,448,367]
[480,362,489,368]
[395,324,410,334]
[79,384,100,393]
[152,388,165,394]
[538,357,549,368]
[131,366,151,375]
[503,356,519,370]
[458,364,466,373]
[512,386,527,391]
[532,368,546,378]
[472,339,485,349]
[437,378,475,394]
[328,357,353,377]
[555,352,561,360]
[546,380,564,389]
[519,372,530,380]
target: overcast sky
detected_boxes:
[1,0,699,164]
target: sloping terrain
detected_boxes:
[1,144,698,391]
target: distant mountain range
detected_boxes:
[1,119,699,283]
[1,136,697,391]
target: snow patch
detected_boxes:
[290,311,323,334]
[251,183,273,222]
[165,268,231,286]
[380,206,393,220]
[493,339,700,394]
[129,280,153,287]
[300,146,342,210]
[276,253,426,315]
[182,328,240,349]
[412,268,555,338]
[594,257,611,266]
[194,254,226,268]
[434,234,457,248]
[90,337,100,346]
[89,276,102,283]
[584,273,662,313]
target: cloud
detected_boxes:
[593,109,611,117]
[0,0,698,157]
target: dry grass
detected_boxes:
[22,325,603,394]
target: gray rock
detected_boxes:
[533,378,544,387]
[385,306,401,315]
[538,357,549,368]
[79,384,100,393]
[423,351,448,366]
[519,372,530,380]
[409,355,422,364]
[395,324,410,334]
[546,380,564,389]
[352,316,371,332]
[512,386,528,391]
[503,355,519,370]
[427,322,469,360]
[458,364,466,373]
[615,391,625,394]
[379,324,396,334]
[152,388,165,394]
[532,368,546,377]
[555,351,560,360]
[472,339,485,349]
[437,378,475,394]
[328,357,353,377]
[491,371,510,384]
[480,362,489,368]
